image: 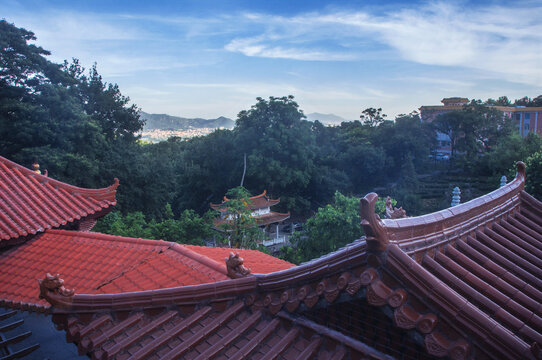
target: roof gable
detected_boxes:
[0,156,118,246]
[0,229,293,311]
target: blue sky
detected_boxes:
[2,0,541,120]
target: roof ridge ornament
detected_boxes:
[360,193,389,251]
[38,273,74,308]
[225,252,252,278]
[108,178,120,191]
[385,196,407,219]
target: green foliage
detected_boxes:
[485,96,511,106]
[479,133,542,177]
[526,152,542,200]
[433,101,514,169]
[5,20,542,255]
[235,96,316,212]
[0,21,144,195]
[514,95,542,107]
[94,204,213,245]
[360,107,387,127]
[285,192,362,264]
[216,186,264,248]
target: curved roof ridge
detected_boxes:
[40,238,367,311]
[0,156,118,244]
[211,190,281,211]
[170,243,228,276]
[46,229,170,247]
[0,156,119,202]
[361,162,525,254]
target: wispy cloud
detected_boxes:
[225,36,355,61]
[2,0,540,120]
[223,2,542,85]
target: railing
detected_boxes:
[263,236,287,246]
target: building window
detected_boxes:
[525,113,531,121]
[524,121,530,136]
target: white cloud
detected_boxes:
[224,36,355,61]
[223,2,542,85]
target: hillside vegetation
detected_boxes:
[2,20,542,262]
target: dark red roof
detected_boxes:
[211,190,280,211]
[51,298,393,360]
[359,162,542,359]
[0,156,118,246]
[0,229,293,312]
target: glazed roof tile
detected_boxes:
[0,229,293,311]
[50,300,393,360]
[42,162,542,359]
[0,156,118,246]
[183,244,295,274]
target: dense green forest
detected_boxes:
[2,20,542,263]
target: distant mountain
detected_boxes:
[140,111,235,130]
[305,112,352,125]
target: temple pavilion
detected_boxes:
[210,190,290,247]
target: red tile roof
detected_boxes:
[183,244,295,274]
[211,190,280,211]
[0,156,118,246]
[0,229,293,311]
[51,299,393,360]
[41,162,542,360]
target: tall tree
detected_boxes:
[433,101,513,167]
[216,186,263,248]
[235,96,316,212]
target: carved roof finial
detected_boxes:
[38,273,74,303]
[385,196,407,219]
[360,193,389,251]
[225,252,251,278]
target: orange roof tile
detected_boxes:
[0,156,118,246]
[183,244,295,274]
[0,229,294,311]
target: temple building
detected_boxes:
[2,154,542,359]
[0,156,293,358]
[211,190,290,247]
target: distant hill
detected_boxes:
[140,111,235,130]
[305,112,353,125]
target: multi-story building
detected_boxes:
[420,97,542,158]
[494,105,542,137]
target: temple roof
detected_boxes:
[40,162,542,359]
[210,190,280,211]
[0,229,294,312]
[0,156,118,247]
[213,211,291,228]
